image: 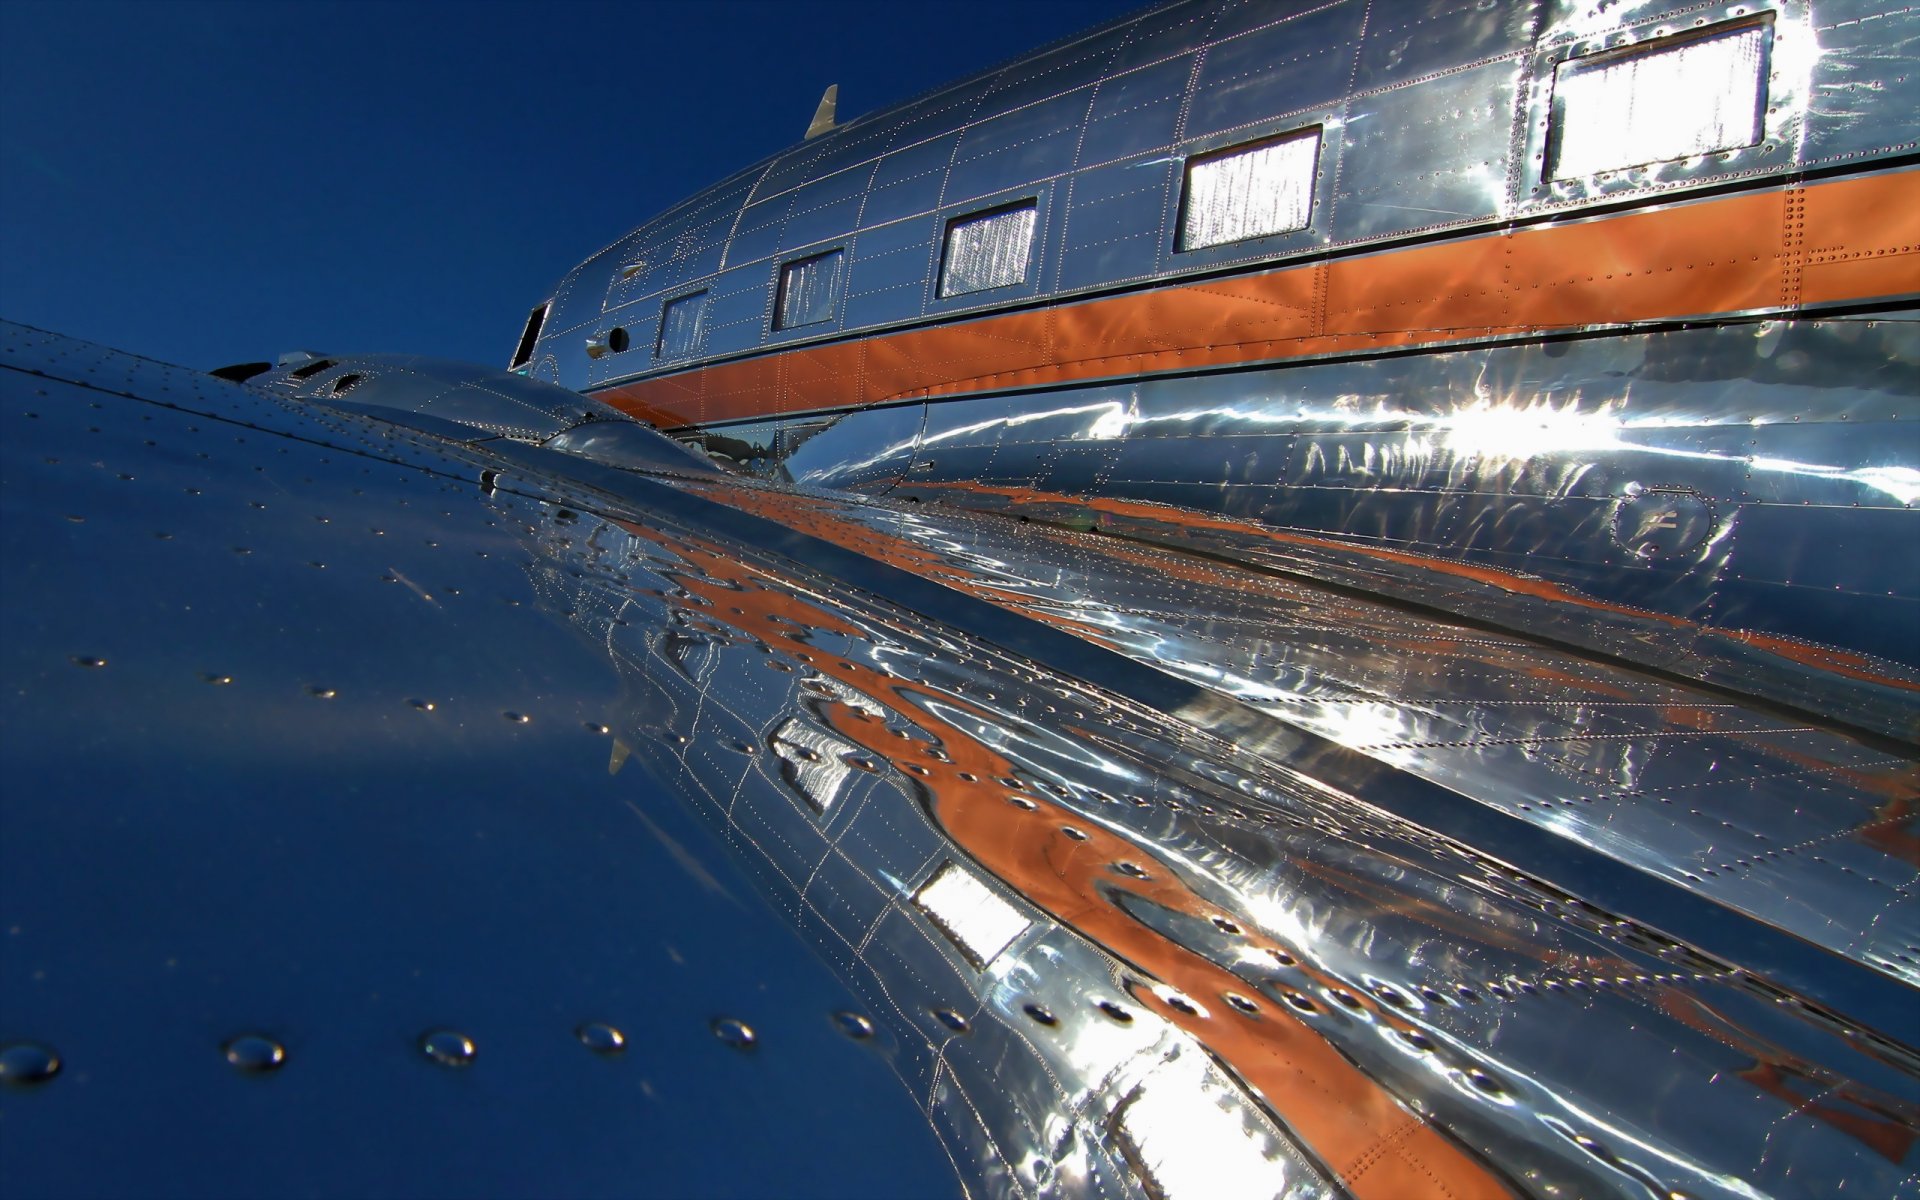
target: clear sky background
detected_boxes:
[1,0,1140,371]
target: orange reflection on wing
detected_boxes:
[623,519,1518,1200]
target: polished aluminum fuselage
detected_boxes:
[523,0,1919,741]
[4,3,1917,1198]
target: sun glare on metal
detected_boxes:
[1549,21,1769,179]
[1116,1052,1328,1200]
[915,861,1031,968]
[1436,394,1629,463]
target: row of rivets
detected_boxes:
[0,1014,874,1084]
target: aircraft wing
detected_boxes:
[4,320,1917,1198]
[0,324,962,1197]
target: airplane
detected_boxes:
[2,1,1916,1197]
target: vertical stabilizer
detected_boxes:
[804,84,837,139]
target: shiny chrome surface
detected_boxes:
[7,2,1919,1196]
[254,350,722,476]
[534,0,1917,389]
[253,350,681,448]
[691,316,1920,743]
[6,321,1916,1197]
[653,470,1920,991]
[524,0,1920,747]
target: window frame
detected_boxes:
[771,246,848,333]
[1545,13,1774,182]
[654,289,713,361]
[936,197,1041,299]
[1174,125,1324,254]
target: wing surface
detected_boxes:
[3,321,1917,1198]
[0,324,960,1198]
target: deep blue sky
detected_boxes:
[1,0,1139,371]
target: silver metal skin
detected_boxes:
[540,0,1916,378]
[0,324,958,1198]
[6,2,1919,1198]
[253,348,727,477]
[749,317,1920,742]
[10,320,1917,1198]
[525,0,1920,744]
[252,351,713,474]
[647,468,1920,997]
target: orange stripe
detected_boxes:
[597,169,1920,428]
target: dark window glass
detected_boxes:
[510,301,550,369]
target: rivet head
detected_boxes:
[932,1008,970,1033]
[575,1022,626,1054]
[420,1029,476,1067]
[224,1035,286,1072]
[710,1017,756,1049]
[0,1042,61,1085]
[832,1011,875,1040]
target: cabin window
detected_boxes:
[1177,128,1320,251]
[1549,18,1770,179]
[509,301,550,370]
[656,291,710,359]
[914,861,1029,969]
[774,248,845,330]
[939,200,1038,297]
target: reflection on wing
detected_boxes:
[10,321,1912,1197]
[8,0,1920,1191]
[512,438,1917,1200]
[658,472,1920,990]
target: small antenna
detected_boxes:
[805,84,838,140]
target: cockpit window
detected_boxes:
[288,358,337,380]
[509,301,551,370]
